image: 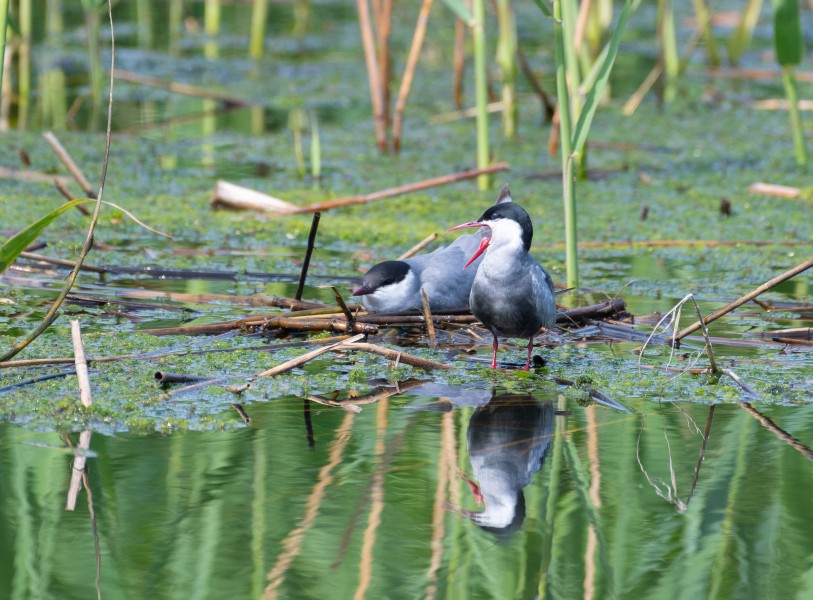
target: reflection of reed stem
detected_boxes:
[82,471,102,600]
[264,411,356,598]
[66,431,92,511]
[739,402,813,462]
[425,410,454,600]
[584,405,601,600]
[354,398,388,600]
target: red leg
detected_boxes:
[524,337,534,370]
[491,335,498,369]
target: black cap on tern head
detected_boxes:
[353,260,411,296]
[477,202,534,252]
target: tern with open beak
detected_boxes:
[351,190,512,313]
[449,185,556,369]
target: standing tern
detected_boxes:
[449,186,556,369]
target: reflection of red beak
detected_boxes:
[448,221,490,269]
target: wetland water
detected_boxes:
[2,1,813,598]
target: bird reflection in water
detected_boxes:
[461,391,554,539]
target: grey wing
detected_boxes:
[529,263,557,330]
[418,244,479,310]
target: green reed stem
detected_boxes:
[658,0,678,103]
[169,0,182,56]
[781,67,807,166]
[692,0,719,67]
[310,110,321,181]
[495,0,517,140]
[727,0,762,66]
[250,0,268,59]
[554,0,578,289]
[0,0,8,113]
[472,0,490,190]
[19,0,32,106]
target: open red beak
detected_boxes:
[448,221,490,269]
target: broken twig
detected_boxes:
[295,212,321,301]
[670,258,813,343]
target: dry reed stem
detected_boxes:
[1,334,356,371]
[516,47,555,120]
[114,69,251,106]
[43,132,96,197]
[263,411,356,598]
[338,342,453,370]
[0,165,74,186]
[397,232,437,259]
[297,163,510,213]
[392,0,434,152]
[420,287,437,349]
[670,258,813,343]
[623,29,700,117]
[430,101,504,124]
[18,251,109,273]
[748,181,803,198]
[331,286,355,322]
[70,320,92,408]
[557,239,811,249]
[295,212,321,301]
[573,0,591,55]
[53,178,92,215]
[210,180,299,212]
[452,6,467,108]
[704,67,813,83]
[256,334,365,377]
[357,0,387,151]
[374,0,393,126]
[754,99,813,111]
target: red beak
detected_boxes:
[448,221,489,269]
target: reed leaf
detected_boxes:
[571,0,632,155]
[771,0,806,164]
[0,0,9,96]
[1,200,169,272]
[531,0,553,18]
[727,0,762,66]
[0,201,87,272]
[771,0,802,67]
[439,0,474,25]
